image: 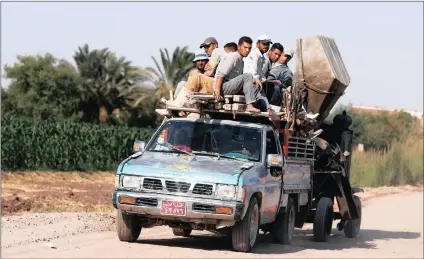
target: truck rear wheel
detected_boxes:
[116,210,142,242]
[344,195,362,238]
[172,228,192,237]
[272,197,296,245]
[231,197,259,252]
[313,197,333,242]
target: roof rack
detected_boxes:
[156,93,291,122]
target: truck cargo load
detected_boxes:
[295,35,350,122]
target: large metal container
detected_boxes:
[295,35,350,121]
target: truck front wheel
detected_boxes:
[116,210,142,242]
[231,197,259,252]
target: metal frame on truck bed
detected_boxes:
[155,93,363,244]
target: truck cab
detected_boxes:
[112,117,286,252]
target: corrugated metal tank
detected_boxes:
[294,35,350,122]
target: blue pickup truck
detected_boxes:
[112,116,316,252]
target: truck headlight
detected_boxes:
[215,184,236,200]
[121,175,141,189]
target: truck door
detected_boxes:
[261,129,283,223]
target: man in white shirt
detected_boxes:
[243,34,272,87]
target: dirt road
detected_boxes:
[2,189,423,258]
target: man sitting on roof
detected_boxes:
[265,49,294,106]
[213,36,275,115]
[167,38,226,108]
[166,50,210,108]
[200,37,227,77]
[173,49,209,99]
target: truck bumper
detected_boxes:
[112,191,244,223]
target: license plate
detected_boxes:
[161,200,187,216]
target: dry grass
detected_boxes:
[350,133,424,187]
[1,171,115,215]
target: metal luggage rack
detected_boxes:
[156,93,290,121]
[287,136,316,161]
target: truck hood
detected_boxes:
[118,151,257,185]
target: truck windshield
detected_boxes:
[146,121,262,162]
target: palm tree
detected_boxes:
[73,44,153,123]
[147,46,195,98]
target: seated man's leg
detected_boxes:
[174,81,186,99]
[253,87,270,112]
[269,82,283,106]
[221,73,261,112]
[185,73,214,94]
[167,86,193,107]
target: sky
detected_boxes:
[1,2,423,112]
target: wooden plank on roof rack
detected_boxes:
[155,109,170,116]
[167,107,200,113]
[233,95,246,103]
[190,94,246,103]
[202,109,285,118]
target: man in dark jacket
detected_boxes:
[265,49,294,106]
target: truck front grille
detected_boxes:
[165,180,190,193]
[136,197,158,207]
[192,184,213,196]
[192,203,215,213]
[143,178,163,190]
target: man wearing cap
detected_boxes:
[173,49,209,99]
[266,49,295,106]
[243,34,273,86]
[200,37,226,77]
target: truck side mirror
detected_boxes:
[266,154,284,177]
[133,140,146,153]
[266,154,283,168]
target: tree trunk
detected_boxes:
[99,106,108,123]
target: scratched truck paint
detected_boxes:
[112,117,313,252]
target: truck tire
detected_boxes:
[313,197,333,242]
[231,197,259,252]
[172,228,192,237]
[272,197,296,245]
[116,210,142,242]
[344,195,362,238]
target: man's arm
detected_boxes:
[281,70,293,89]
[267,68,282,84]
[214,54,236,101]
[204,49,222,77]
[243,52,261,80]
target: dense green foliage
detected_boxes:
[2,54,82,121]
[327,104,419,151]
[2,45,194,126]
[1,116,155,171]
